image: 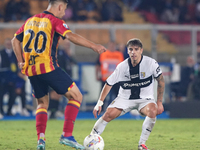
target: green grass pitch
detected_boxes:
[0,119,200,150]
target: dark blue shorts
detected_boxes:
[28,67,73,99]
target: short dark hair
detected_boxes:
[48,0,68,4]
[126,38,143,48]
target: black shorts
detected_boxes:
[28,67,74,99]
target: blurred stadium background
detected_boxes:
[1,0,200,120]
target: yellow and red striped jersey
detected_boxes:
[15,11,71,76]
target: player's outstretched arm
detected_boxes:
[65,32,106,54]
[156,74,165,115]
[11,37,25,69]
[93,83,112,118]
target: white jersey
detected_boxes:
[106,55,162,100]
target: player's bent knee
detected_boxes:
[72,90,83,102]
[65,90,83,103]
[102,113,113,122]
[102,111,116,122]
[75,92,83,102]
[147,108,157,118]
[66,84,83,102]
[37,96,49,110]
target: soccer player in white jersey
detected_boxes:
[90,38,165,150]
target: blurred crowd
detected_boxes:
[1,0,31,22]
[139,0,200,24]
[0,0,124,23]
[2,0,200,24]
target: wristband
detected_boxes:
[94,100,104,111]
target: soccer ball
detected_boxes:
[83,134,104,150]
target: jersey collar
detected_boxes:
[128,55,143,68]
[43,11,55,16]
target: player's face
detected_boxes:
[127,45,143,62]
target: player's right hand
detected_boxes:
[18,62,25,69]
[93,100,104,118]
[92,44,106,54]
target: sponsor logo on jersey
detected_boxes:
[123,80,150,87]
[130,74,139,79]
[63,23,69,29]
[140,72,145,78]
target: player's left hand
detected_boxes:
[157,102,164,115]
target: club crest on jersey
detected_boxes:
[63,23,69,29]
[140,72,145,78]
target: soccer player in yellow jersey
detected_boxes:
[11,0,106,149]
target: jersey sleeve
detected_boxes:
[14,23,25,42]
[55,20,72,39]
[152,60,162,78]
[106,64,121,86]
